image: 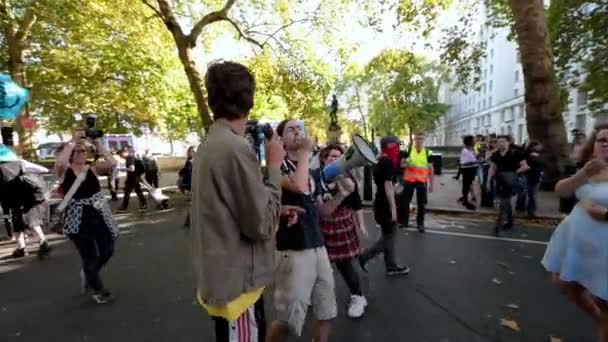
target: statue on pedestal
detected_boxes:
[327,95,342,144]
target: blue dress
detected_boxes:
[542,182,608,300]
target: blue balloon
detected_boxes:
[0,144,18,162]
[0,73,29,120]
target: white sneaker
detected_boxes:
[347,295,368,318]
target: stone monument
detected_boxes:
[327,94,342,144]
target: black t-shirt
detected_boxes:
[373,156,395,211]
[61,168,101,199]
[490,148,525,173]
[524,150,543,180]
[276,159,324,251]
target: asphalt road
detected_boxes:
[0,208,596,342]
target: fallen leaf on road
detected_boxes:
[523,255,533,259]
[492,277,503,285]
[520,233,528,238]
[500,319,520,331]
[508,271,516,275]
[497,261,511,269]
[449,260,456,264]
[505,304,520,310]
[15,331,21,336]
[549,336,563,342]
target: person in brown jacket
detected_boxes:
[190,61,290,342]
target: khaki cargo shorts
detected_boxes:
[273,247,337,336]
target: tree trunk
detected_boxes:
[508,0,567,185]
[174,37,212,133]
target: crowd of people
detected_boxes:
[1,59,607,341]
[452,133,544,234]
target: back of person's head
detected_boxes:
[205,61,256,121]
[462,135,475,147]
[380,136,399,151]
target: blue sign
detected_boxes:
[0,73,29,119]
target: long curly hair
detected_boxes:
[577,122,608,167]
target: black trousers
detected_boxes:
[213,296,266,342]
[145,172,159,189]
[1,199,13,238]
[69,209,114,292]
[122,177,146,209]
[401,181,427,227]
[461,167,477,203]
[361,220,397,270]
[335,258,362,296]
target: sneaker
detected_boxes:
[386,265,410,276]
[347,295,368,318]
[92,290,113,304]
[464,202,477,211]
[358,255,369,273]
[11,248,26,258]
[37,241,51,259]
[417,225,425,233]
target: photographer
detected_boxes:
[191,61,286,342]
[54,130,118,304]
[119,146,147,211]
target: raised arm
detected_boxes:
[92,139,116,176]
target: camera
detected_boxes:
[85,114,104,139]
[245,120,273,160]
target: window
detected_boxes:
[490,65,494,74]
[483,69,487,79]
[490,49,494,58]
[489,96,492,107]
[516,51,521,63]
[507,125,513,135]
[519,105,525,118]
[514,88,519,96]
[482,84,486,95]
[486,114,491,127]
[577,90,588,106]
[515,70,519,81]
[518,124,524,144]
[478,102,481,111]
[501,110,505,122]
[576,114,587,130]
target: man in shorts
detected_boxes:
[267,119,337,342]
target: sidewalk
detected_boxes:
[362,171,565,220]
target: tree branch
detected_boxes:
[0,0,17,41]
[224,17,264,49]
[188,0,237,46]
[15,4,37,44]
[141,0,164,20]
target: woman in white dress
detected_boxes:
[542,123,608,341]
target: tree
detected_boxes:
[363,49,448,138]
[0,0,39,158]
[548,0,608,116]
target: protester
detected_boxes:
[190,61,286,342]
[480,135,498,208]
[54,131,118,304]
[487,135,530,235]
[107,149,119,201]
[1,197,12,240]
[458,135,478,210]
[314,144,368,319]
[119,146,147,211]
[398,132,434,232]
[267,119,336,342]
[542,123,608,340]
[516,140,544,217]
[142,149,160,189]
[359,135,410,276]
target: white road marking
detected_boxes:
[401,227,548,245]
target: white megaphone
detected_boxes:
[321,135,377,183]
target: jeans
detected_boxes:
[335,258,362,296]
[361,221,397,270]
[516,175,540,215]
[497,196,514,228]
[69,211,115,292]
[401,181,427,227]
[122,177,146,209]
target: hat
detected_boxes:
[380,136,400,150]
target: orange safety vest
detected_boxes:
[403,147,430,183]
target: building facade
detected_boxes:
[428,7,594,147]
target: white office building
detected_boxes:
[428,7,595,147]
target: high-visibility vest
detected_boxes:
[475,143,482,154]
[403,147,430,183]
